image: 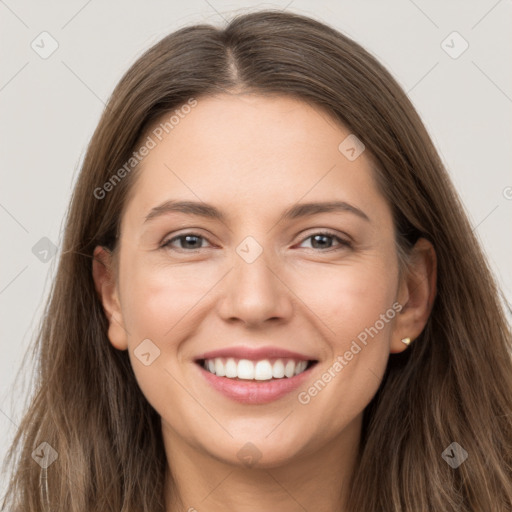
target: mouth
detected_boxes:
[193,347,319,404]
[196,357,318,381]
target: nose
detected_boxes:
[216,245,294,327]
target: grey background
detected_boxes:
[1,0,511,493]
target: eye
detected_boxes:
[160,230,351,253]
[297,231,352,251]
[161,232,211,251]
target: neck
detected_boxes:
[163,414,361,512]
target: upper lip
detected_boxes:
[196,345,317,362]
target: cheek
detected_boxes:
[290,257,399,429]
[117,259,214,419]
[289,250,399,347]
[119,256,217,342]
[333,270,398,348]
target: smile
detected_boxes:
[193,346,319,404]
[200,357,312,381]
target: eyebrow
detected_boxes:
[144,199,370,224]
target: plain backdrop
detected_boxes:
[1,0,511,494]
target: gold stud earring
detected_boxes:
[401,337,412,346]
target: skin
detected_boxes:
[93,93,436,511]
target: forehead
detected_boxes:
[124,94,390,226]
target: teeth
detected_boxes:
[254,360,273,380]
[272,359,285,378]
[225,358,238,378]
[284,360,295,378]
[294,361,307,375]
[202,358,310,381]
[237,359,255,380]
[214,358,225,377]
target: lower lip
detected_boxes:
[196,363,315,404]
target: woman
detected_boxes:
[3,10,511,512]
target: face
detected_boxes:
[97,93,413,468]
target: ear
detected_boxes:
[390,238,437,353]
[92,246,128,351]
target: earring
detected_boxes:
[401,337,412,346]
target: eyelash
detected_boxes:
[160,230,352,252]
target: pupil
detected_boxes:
[184,235,201,248]
[312,234,331,249]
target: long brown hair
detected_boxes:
[3,10,511,511]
